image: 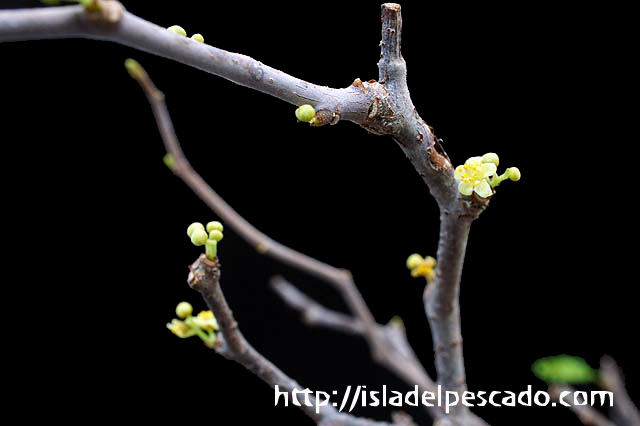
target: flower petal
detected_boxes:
[454,165,464,181]
[474,180,493,198]
[481,163,497,177]
[465,156,482,165]
[458,181,474,196]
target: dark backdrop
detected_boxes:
[2,1,633,425]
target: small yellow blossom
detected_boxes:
[406,253,424,270]
[193,310,219,331]
[166,319,196,338]
[406,255,436,282]
[454,156,497,198]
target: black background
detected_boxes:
[1,1,634,425]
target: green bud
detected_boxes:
[176,302,193,319]
[167,25,187,37]
[406,253,424,270]
[507,167,521,181]
[191,34,204,43]
[187,222,205,238]
[208,230,224,242]
[190,229,208,246]
[205,239,218,260]
[163,153,176,170]
[295,104,316,123]
[124,58,145,80]
[481,152,500,166]
[206,221,224,233]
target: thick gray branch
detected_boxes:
[423,213,471,416]
[378,5,487,425]
[0,3,370,124]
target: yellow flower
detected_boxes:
[406,255,436,282]
[454,156,497,198]
[166,319,196,338]
[193,310,219,331]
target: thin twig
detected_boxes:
[271,276,363,336]
[549,385,619,426]
[188,255,399,426]
[271,277,439,415]
[600,356,640,426]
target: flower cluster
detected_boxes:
[167,302,219,347]
[187,221,224,261]
[454,153,520,198]
[406,254,436,282]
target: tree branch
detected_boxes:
[271,276,363,336]
[126,61,435,423]
[188,255,400,426]
[549,385,619,426]
[0,2,370,126]
[2,3,494,424]
[272,276,442,417]
[423,213,471,418]
[378,5,485,424]
[600,356,640,426]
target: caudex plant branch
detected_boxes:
[1,1,637,426]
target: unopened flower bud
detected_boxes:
[167,25,187,37]
[481,152,500,166]
[187,222,205,238]
[206,221,224,233]
[190,229,208,246]
[208,230,223,242]
[295,105,316,123]
[176,302,193,319]
[507,167,521,181]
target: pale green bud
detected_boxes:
[176,302,193,319]
[406,253,424,270]
[507,167,521,181]
[124,58,145,80]
[481,153,500,166]
[167,25,187,37]
[163,153,176,170]
[208,230,224,242]
[191,34,204,43]
[295,105,316,123]
[206,221,224,233]
[205,239,218,260]
[190,229,208,246]
[187,222,205,238]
